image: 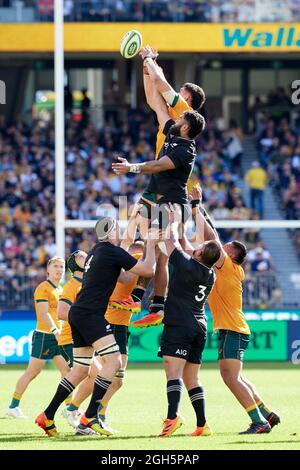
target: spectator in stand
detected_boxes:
[37,0,54,21]
[248,242,271,264]
[245,161,268,219]
[222,119,243,176]
[250,247,272,273]
[64,0,74,21]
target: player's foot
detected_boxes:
[239,422,271,434]
[190,422,212,436]
[267,412,281,428]
[75,425,98,436]
[62,406,81,429]
[6,406,27,419]
[109,297,141,314]
[35,412,58,437]
[79,414,114,437]
[159,415,184,437]
[132,311,164,328]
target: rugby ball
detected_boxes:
[120,30,142,59]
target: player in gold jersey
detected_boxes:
[7,257,70,419]
[190,185,280,434]
[57,250,87,369]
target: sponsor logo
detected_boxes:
[0,331,34,360]
[223,27,300,49]
[291,339,300,365]
[176,349,187,356]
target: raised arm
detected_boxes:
[190,185,226,268]
[117,269,138,285]
[143,55,174,96]
[128,238,157,278]
[112,155,176,176]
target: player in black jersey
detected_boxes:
[112,109,205,329]
[36,216,158,438]
[112,110,204,207]
[157,207,221,438]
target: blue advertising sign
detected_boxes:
[287,321,300,364]
[0,320,35,364]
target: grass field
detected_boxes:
[0,363,299,450]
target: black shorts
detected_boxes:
[111,324,130,355]
[139,191,191,230]
[94,324,130,356]
[158,323,207,365]
[69,308,112,348]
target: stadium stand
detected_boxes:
[0,0,300,23]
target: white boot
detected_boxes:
[6,406,27,419]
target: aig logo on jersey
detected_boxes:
[176,349,187,356]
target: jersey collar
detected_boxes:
[47,279,59,289]
[192,258,212,272]
[73,276,83,283]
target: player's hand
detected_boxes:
[168,203,182,226]
[146,227,164,243]
[140,45,159,60]
[189,184,202,204]
[130,202,143,219]
[112,156,130,175]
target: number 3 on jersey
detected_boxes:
[85,255,93,273]
[195,284,207,302]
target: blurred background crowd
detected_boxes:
[1,0,299,23]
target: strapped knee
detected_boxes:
[115,368,125,379]
[97,342,119,357]
[73,355,93,367]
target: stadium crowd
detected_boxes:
[2,0,300,23]
[254,108,300,257]
[0,100,282,309]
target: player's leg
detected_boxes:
[35,346,92,437]
[67,359,99,410]
[240,374,280,428]
[97,324,129,424]
[219,359,271,434]
[98,353,128,423]
[64,356,101,429]
[52,353,72,406]
[7,329,60,418]
[159,355,186,437]
[183,362,207,433]
[132,253,167,328]
[133,202,170,328]
[79,334,121,436]
[7,356,45,418]
[52,353,70,376]
[182,324,211,436]
[218,329,271,433]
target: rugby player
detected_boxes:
[119,46,206,328]
[190,185,280,434]
[64,242,144,434]
[35,217,157,437]
[55,250,87,418]
[157,205,220,437]
[7,257,70,419]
